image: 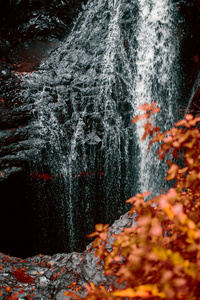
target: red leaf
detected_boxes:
[148,101,157,111]
[172,149,179,158]
[12,268,34,284]
[138,103,150,111]
[150,107,161,114]
[175,119,187,127]
[7,292,19,300]
[95,224,104,231]
[141,112,150,120]
[166,164,179,181]
[131,115,140,123]
[185,114,193,121]
[30,172,53,181]
[141,191,151,198]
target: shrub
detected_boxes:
[65,103,200,299]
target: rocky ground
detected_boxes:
[0,211,136,300]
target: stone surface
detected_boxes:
[0,211,136,299]
[16,205,182,299]
[0,0,89,182]
[0,0,87,65]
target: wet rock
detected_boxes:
[0,166,24,181]
[0,68,11,79]
[55,289,71,300]
[0,0,88,65]
[44,270,53,279]
[0,0,90,185]
[39,276,50,287]
[0,103,31,129]
[85,131,101,145]
[33,294,49,300]
[0,211,136,299]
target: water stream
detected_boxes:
[21,0,181,254]
[134,0,180,196]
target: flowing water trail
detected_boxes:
[20,0,181,253]
[134,0,180,197]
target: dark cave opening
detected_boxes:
[0,170,35,258]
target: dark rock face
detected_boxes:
[178,1,200,106]
[0,0,87,64]
[0,0,88,181]
[0,69,31,180]
[0,0,88,258]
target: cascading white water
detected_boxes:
[134,0,180,196]
[21,0,181,253]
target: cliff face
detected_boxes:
[179,0,200,109]
[0,0,88,257]
[0,0,87,63]
[0,0,87,181]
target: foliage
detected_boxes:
[64,103,200,299]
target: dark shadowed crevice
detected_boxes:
[0,169,35,258]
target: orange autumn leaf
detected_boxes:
[112,288,148,297]
[151,107,161,114]
[185,114,193,121]
[175,119,187,127]
[5,286,13,293]
[141,112,151,120]
[165,163,179,180]
[95,223,109,232]
[94,224,104,231]
[6,292,19,300]
[138,103,150,111]
[63,291,81,299]
[138,102,157,111]
[131,114,140,123]
[148,101,157,111]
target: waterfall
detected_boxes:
[133,0,180,196]
[21,0,181,254]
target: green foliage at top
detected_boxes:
[64,103,200,299]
